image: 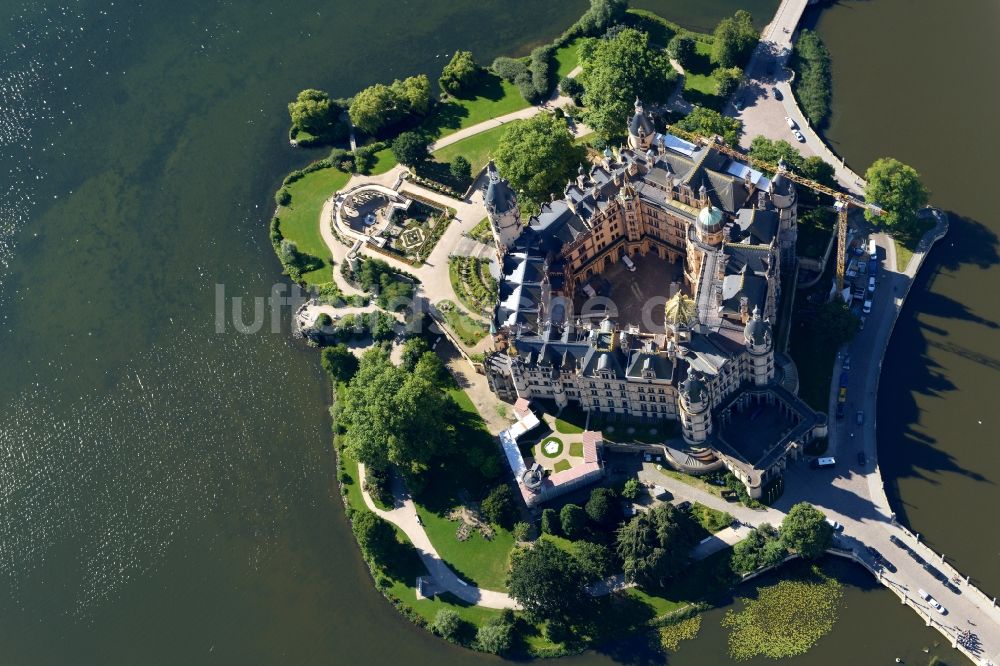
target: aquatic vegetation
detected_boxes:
[721,570,843,660]
[659,615,702,651]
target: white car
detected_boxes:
[785,116,797,129]
[863,299,872,314]
[792,129,805,143]
[868,276,876,292]
[918,589,946,614]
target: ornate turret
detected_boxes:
[678,367,712,444]
[627,97,655,151]
[744,306,775,386]
[483,160,522,257]
[695,204,725,246]
[770,169,798,268]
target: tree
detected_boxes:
[493,113,585,203]
[275,188,291,206]
[572,540,615,582]
[791,30,832,127]
[667,34,697,68]
[288,88,343,136]
[390,131,430,166]
[512,521,531,542]
[314,312,333,329]
[559,503,587,539]
[439,50,480,96]
[731,523,785,574]
[780,502,833,559]
[391,74,432,116]
[558,76,585,105]
[449,155,472,182]
[541,507,560,535]
[581,28,676,140]
[714,66,743,98]
[475,617,514,655]
[433,608,465,643]
[349,83,397,135]
[675,106,743,146]
[864,157,930,234]
[366,310,396,342]
[621,478,641,500]
[351,511,396,562]
[616,503,694,587]
[400,337,430,372]
[507,540,588,621]
[812,300,859,347]
[573,0,628,37]
[321,344,359,383]
[481,485,516,528]
[585,486,620,528]
[711,10,757,68]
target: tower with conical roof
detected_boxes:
[769,168,798,267]
[678,367,712,444]
[627,97,655,151]
[695,204,725,246]
[743,305,775,386]
[483,160,521,256]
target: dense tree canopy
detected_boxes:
[864,157,930,234]
[349,75,432,135]
[572,0,628,37]
[493,113,585,203]
[475,617,514,655]
[714,66,743,98]
[748,135,836,206]
[730,523,787,574]
[780,502,833,560]
[507,540,589,621]
[711,10,757,68]
[339,348,451,480]
[666,33,697,68]
[449,155,472,182]
[572,540,616,583]
[481,485,516,528]
[675,107,743,146]
[351,511,397,563]
[541,507,560,535]
[585,486,621,528]
[439,50,481,96]
[390,131,430,166]
[616,503,694,588]
[790,30,832,127]
[321,344,359,383]
[580,28,675,140]
[288,88,347,138]
[433,608,465,643]
[560,503,588,539]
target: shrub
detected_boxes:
[714,66,743,98]
[559,503,587,539]
[314,312,333,329]
[275,188,291,206]
[439,50,480,96]
[321,344,359,383]
[790,29,831,127]
[667,33,697,68]
[559,76,585,104]
[491,56,530,83]
[475,617,513,655]
[621,477,641,500]
[481,485,516,528]
[512,521,531,542]
[541,507,560,535]
[449,155,472,182]
[350,510,396,563]
[433,608,464,643]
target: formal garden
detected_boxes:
[436,300,488,347]
[448,256,498,316]
[381,198,452,265]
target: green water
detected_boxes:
[0,0,972,663]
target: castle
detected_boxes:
[483,100,825,500]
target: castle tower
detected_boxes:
[769,170,798,267]
[678,368,712,445]
[484,160,521,257]
[743,306,775,386]
[695,204,725,246]
[627,97,655,151]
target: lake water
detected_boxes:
[0,0,986,663]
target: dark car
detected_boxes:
[675,500,692,512]
[857,451,867,466]
[772,86,783,100]
[836,403,845,419]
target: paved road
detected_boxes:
[726,0,866,196]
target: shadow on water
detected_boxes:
[878,212,999,583]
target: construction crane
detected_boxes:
[665,125,884,294]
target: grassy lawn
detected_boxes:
[554,37,583,79]
[437,300,488,346]
[553,460,572,473]
[276,166,350,284]
[369,147,397,175]
[432,123,507,174]
[569,441,583,458]
[683,42,726,111]
[426,74,529,139]
[891,214,934,271]
[657,466,725,498]
[539,436,564,458]
[414,503,515,591]
[691,503,734,534]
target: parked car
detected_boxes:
[856,410,864,425]
[792,129,805,142]
[773,86,783,100]
[857,451,867,466]
[859,315,867,330]
[843,355,851,371]
[836,403,845,419]
[825,518,844,532]
[863,299,873,314]
[868,276,877,292]
[785,116,797,129]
